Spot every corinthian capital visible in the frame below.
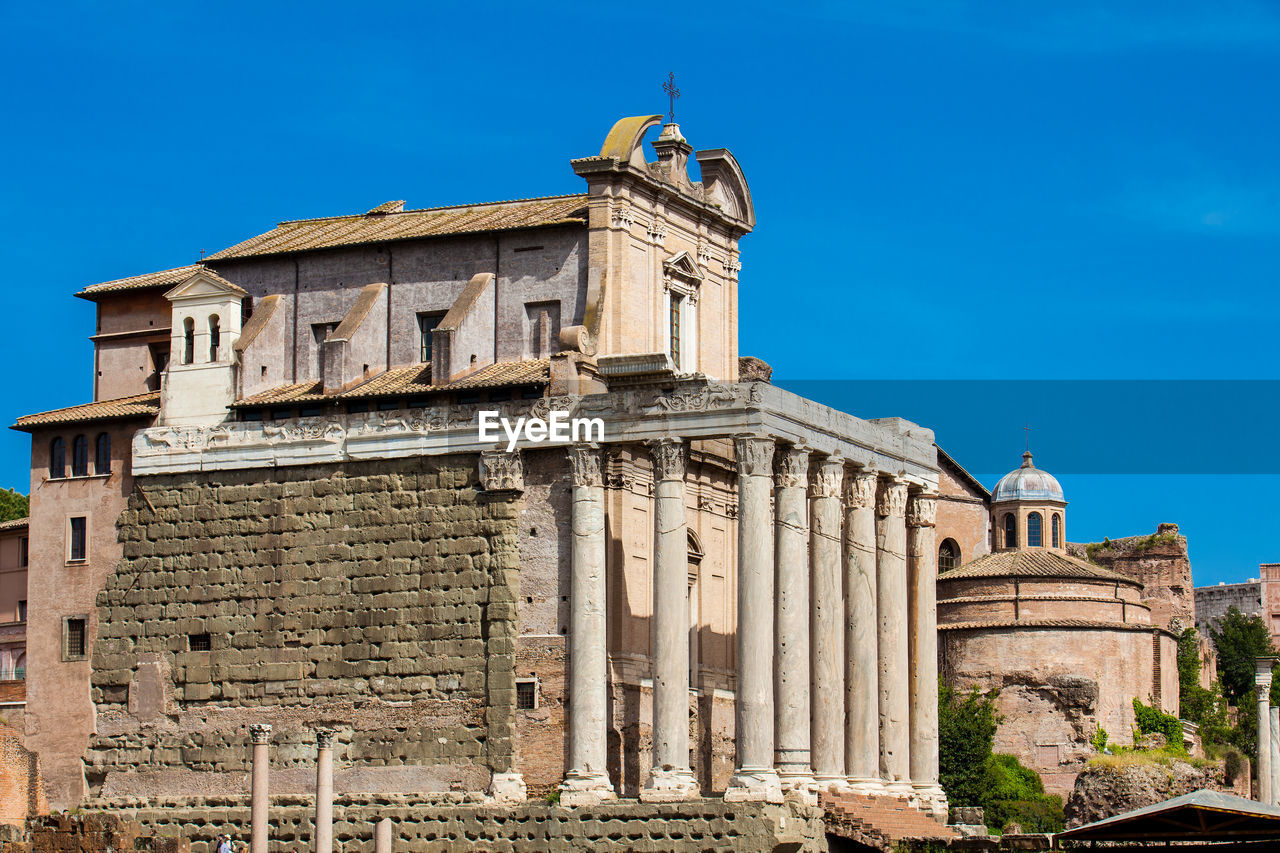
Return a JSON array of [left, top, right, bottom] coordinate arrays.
[[480, 451, 524, 492], [734, 436, 775, 478], [315, 728, 335, 749], [907, 493, 938, 528], [810, 458, 845, 499], [568, 446, 604, 488], [649, 439, 687, 482], [249, 723, 273, 745], [876, 479, 907, 518], [844, 469, 878, 508], [774, 445, 810, 490]]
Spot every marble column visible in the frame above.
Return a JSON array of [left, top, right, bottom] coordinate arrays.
[[642, 438, 698, 801], [1256, 660, 1273, 804], [907, 492, 946, 816], [1270, 707, 1279, 806], [249, 723, 271, 853], [560, 446, 617, 806], [810, 457, 846, 786], [313, 729, 334, 853], [774, 446, 814, 792], [375, 818, 392, 853], [726, 437, 783, 802], [876, 478, 911, 791], [843, 468, 882, 792]]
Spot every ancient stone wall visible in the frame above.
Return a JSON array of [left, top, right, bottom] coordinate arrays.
[[77, 795, 827, 853], [1068, 524, 1193, 632], [0, 719, 46, 828], [86, 457, 520, 799]]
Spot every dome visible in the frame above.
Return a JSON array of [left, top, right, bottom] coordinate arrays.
[[992, 451, 1064, 503]]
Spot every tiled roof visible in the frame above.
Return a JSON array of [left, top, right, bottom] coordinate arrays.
[[76, 265, 204, 300], [938, 549, 1136, 584], [12, 392, 160, 431], [232, 360, 549, 408], [206, 194, 588, 260], [0, 517, 28, 532]]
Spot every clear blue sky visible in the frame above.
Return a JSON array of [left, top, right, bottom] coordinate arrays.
[[1, 2, 1277, 584]]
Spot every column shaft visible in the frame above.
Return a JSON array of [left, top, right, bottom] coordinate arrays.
[[876, 479, 911, 788], [774, 447, 813, 788], [249, 724, 271, 853], [843, 470, 881, 789], [907, 493, 946, 815], [314, 730, 334, 853], [726, 437, 782, 801], [375, 818, 392, 853], [642, 439, 698, 800], [810, 459, 845, 783], [1256, 663, 1272, 804], [1270, 707, 1279, 806], [561, 447, 616, 805]]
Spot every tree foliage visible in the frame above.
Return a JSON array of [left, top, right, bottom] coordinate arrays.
[[939, 682, 1000, 807], [1210, 606, 1278, 704], [0, 489, 26, 523]]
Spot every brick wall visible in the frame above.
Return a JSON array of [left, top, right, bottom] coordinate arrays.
[[1069, 526, 1194, 632], [86, 457, 520, 799]]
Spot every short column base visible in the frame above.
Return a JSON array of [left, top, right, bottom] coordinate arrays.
[[640, 767, 700, 802], [912, 783, 949, 820], [487, 772, 527, 804], [845, 776, 888, 795], [814, 774, 852, 795], [885, 779, 916, 798], [559, 770, 617, 807], [724, 768, 784, 803]]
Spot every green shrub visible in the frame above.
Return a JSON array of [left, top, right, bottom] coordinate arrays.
[[1133, 698, 1184, 753], [939, 683, 1000, 807], [981, 754, 1062, 832], [1223, 746, 1246, 784], [1091, 724, 1108, 753], [984, 797, 1065, 834]]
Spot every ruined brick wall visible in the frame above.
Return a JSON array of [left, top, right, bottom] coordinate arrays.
[[0, 719, 46, 828], [1069, 524, 1194, 632], [86, 457, 520, 799]]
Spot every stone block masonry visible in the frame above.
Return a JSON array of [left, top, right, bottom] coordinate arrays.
[[86, 457, 521, 798]]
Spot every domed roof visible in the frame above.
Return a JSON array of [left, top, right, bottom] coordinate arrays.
[[992, 451, 1064, 503]]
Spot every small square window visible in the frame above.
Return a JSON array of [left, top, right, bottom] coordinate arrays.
[[516, 679, 537, 710], [64, 617, 87, 660], [69, 516, 87, 562], [188, 633, 212, 652]]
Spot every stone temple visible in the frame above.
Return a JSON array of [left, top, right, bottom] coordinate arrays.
[[12, 115, 958, 848]]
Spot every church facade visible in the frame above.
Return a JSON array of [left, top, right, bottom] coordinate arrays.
[[15, 116, 952, 829]]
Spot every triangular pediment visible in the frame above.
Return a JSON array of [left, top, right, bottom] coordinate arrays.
[[165, 269, 248, 302], [663, 251, 704, 282]]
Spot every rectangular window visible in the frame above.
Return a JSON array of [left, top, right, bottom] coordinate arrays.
[[312, 322, 338, 377], [18, 600, 27, 622], [69, 516, 87, 562], [669, 295, 683, 370], [188, 633, 212, 652], [418, 312, 445, 363], [19, 537, 27, 567], [65, 617, 87, 660], [516, 679, 537, 710], [148, 344, 170, 391]]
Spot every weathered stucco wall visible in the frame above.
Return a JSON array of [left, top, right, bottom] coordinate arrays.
[[86, 457, 520, 799]]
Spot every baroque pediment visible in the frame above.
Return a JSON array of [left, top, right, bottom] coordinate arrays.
[[663, 251, 704, 282]]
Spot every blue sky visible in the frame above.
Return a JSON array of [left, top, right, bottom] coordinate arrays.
[[1, 2, 1277, 584]]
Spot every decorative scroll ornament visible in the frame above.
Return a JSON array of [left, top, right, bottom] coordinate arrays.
[[876, 479, 908, 518], [568, 446, 604, 488], [810, 458, 845, 499], [734, 437, 774, 477], [480, 451, 524, 492], [611, 206, 634, 229], [649, 439, 687, 482], [844, 470, 878, 509], [907, 493, 938, 528], [647, 221, 668, 246], [315, 728, 335, 749], [249, 723, 273, 744], [774, 446, 810, 490], [724, 256, 742, 279], [697, 242, 714, 266]]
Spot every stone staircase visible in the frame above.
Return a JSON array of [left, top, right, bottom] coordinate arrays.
[[821, 790, 957, 851]]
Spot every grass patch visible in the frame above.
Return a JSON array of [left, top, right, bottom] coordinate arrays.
[[1088, 747, 1212, 770]]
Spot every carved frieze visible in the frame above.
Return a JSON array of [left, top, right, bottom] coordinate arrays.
[[480, 451, 524, 492], [907, 493, 938, 528], [642, 382, 759, 416], [877, 479, 908, 518], [649, 439, 687, 482], [774, 446, 810, 490], [568, 446, 604, 488], [734, 437, 774, 477]]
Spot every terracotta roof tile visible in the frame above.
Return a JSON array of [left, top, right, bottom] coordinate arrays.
[[938, 549, 1136, 584], [0, 517, 28, 532], [12, 392, 160, 431], [234, 382, 327, 407], [939, 618, 1158, 632], [206, 194, 588, 261], [440, 359, 549, 392], [76, 265, 204, 300]]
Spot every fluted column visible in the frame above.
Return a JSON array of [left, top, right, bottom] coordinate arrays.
[[314, 729, 334, 853], [560, 446, 616, 805], [726, 437, 783, 802], [877, 478, 911, 791], [642, 439, 698, 801], [907, 492, 946, 816], [1260, 661, 1275, 804], [774, 446, 814, 792], [810, 458, 846, 786], [844, 469, 882, 792], [249, 723, 271, 853]]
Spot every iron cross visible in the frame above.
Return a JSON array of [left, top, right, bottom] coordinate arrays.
[[1024, 424, 1032, 452], [663, 72, 680, 123]]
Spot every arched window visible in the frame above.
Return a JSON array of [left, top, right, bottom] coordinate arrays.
[[1052, 514, 1061, 548], [94, 432, 111, 475], [1003, 513, 1017, 549], [208, 314, 221, 362], [71, 434, 89, 477], [939, 538, 960, 571], [183, 317, 195, 365], [1027, 512, 1043, 547], [49, 437, 65, 478]]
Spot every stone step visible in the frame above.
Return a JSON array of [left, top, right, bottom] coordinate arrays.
[[821, 790, 956, 849]]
